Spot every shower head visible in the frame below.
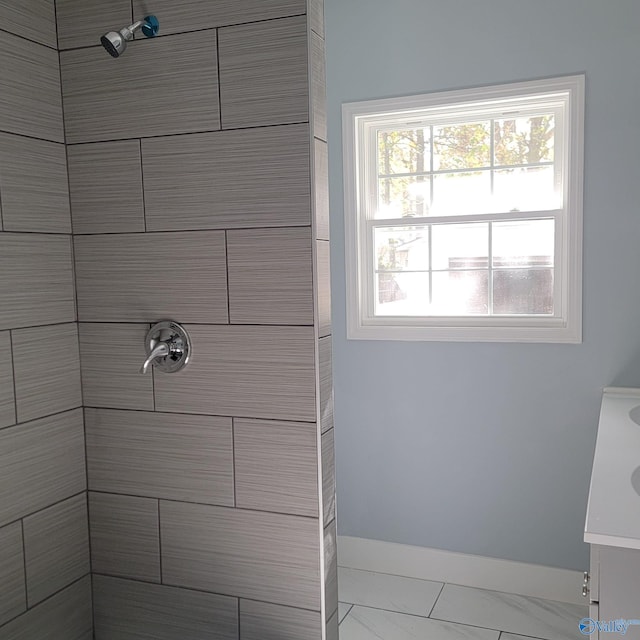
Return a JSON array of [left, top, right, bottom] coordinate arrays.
[[100, 15, 159, 58]]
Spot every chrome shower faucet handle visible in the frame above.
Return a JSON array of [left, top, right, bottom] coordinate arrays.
[[140, 321, 191, 374]]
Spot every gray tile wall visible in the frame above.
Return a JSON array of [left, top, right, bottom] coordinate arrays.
[[0, 5, 90, 637], [58, 0, 335, 638]]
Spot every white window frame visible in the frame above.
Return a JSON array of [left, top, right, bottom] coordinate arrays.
[[343, 75, 585, 343]]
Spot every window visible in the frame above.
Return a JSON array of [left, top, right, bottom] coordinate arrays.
[[343, 76, 584, 342]]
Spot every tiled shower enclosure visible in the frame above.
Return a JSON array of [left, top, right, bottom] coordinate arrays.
[[0, 0, 335, 638]]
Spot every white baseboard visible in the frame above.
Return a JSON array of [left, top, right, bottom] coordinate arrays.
[[337, 535, 585, 606]]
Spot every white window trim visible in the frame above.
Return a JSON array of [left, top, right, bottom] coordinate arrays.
[[342, 75, 585, 343]]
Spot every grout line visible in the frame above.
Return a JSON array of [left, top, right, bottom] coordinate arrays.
[[0, 128, 64, 145], [139, 138, 147, 232], [346, 602, 513, 635], [0, 230, 74, 237], [0, 573, 91, 631], [20, 519, 29, 609], [75, 320, 314, 327], [157, 499, 163, 584], [224, 230, 231, 323], [8, 330, 18, 424], [92, 490, 318, 521], [64, 120, 310, 146], [92, 571, 320, 616], [337, 603, 354, 627], [0, 490, 88, 543], [67, 223, 313, 236], [231, 418, 237, 507], [427, 582, 445, 617], [80, 405, 317, 425], [0, 26, 58, 51], [215, 28, 223, 129], [0, 405, 83, 433], [237, 595, 242, 637], [57, 14, 309, 54], [1, 320, 85, 334]]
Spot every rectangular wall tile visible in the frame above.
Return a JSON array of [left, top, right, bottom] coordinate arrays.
[[308, 0, 324, 37], [133, 0, 305, 36], [74, 231, 228, 323], [93, 575, 238, 640], [227, 228, 314, 325], [12, 323, 82, 423], [0, 409, 85, 527], [161, 500, 321, 610], [142, 125, 311, 231], [0, 331, 15, 428], [240, 599, 321, 640], [79, 323, 153, 411], [310, 30, 327, 141], [154, 325, 316, 421], [314, 139, 329, 240], [89, 493, 160, 582], [61, 32, 220, 143], [322, 428, 335, 527], [219, 16, 308, 129], [23, 494, 90, 606], [0, 521, 26, 626], [0, 576, 92, 640], [0, 234, 75, 331], [86, 409, 234, 505], [0, 0, 57, 47], [0, 133, 70, 233], [0, 30, 63, 142], [56, 0, 131, 50], [68, 141, 145, 234], [235, 418, 318, 517], [318, 336, 333, 434], [317, 240, 331, 337], [324, 519, 338, 622]]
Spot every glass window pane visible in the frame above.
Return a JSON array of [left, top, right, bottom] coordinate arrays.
[[432, 271, 488, 315], [432, 223, 488, 270], [494, 115, 555, 167], [375, 272, 430, 316], [431, 171, 491, 216], [374, 226, 429, 271], [492, 219, 554, 268], [377, 176, 431, 218], [433, 122, 490, 171], [493, 269, 554, 315], [377, 128, 431, 175], [493, 166, 558, 212]]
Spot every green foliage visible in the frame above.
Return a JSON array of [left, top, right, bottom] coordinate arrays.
[[376, 116, 555, 218], [433, 122, 490, 170]]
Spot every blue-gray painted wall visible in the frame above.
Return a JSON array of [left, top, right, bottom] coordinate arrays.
[[326, 0, 640, 571]]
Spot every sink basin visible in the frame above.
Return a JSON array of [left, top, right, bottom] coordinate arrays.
[[632, 466, 640, 497], [630, 406, 640, 425]]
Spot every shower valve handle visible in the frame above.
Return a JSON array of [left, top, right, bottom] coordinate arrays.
[[140, 321, 191, 375], [140, 342, 170, 374]]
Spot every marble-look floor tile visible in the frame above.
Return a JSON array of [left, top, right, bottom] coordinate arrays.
[[338, 568, 443, 617], [430, 584, 587, 640], [500, 634, 548, 640], [339, 602, 353, 624], [339, 606, 499, 640]]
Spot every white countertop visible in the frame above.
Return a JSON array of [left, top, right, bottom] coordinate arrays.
[[585, 387, 640, 549]]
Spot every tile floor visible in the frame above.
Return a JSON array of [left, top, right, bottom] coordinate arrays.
[[337, 568, 588, 640]]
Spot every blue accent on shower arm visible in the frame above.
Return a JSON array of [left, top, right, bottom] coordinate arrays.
[[141, 15, 160, 38]]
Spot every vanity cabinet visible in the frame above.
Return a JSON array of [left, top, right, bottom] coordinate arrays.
[[588, 544, 640, 640], [584, 389, 640, 640]]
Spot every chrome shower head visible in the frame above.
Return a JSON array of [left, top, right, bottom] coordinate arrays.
[[100, 15, 159, 58]]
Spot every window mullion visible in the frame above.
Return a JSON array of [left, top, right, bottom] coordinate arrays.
[[488, 221, 494, 315]]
